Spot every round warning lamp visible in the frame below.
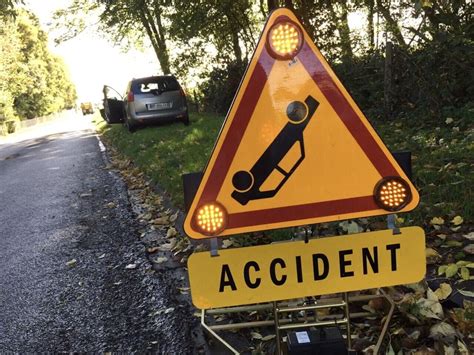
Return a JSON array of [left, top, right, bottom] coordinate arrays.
[[374, 177, 412, 211], [194, 202, 228, 236], [267, 20, 303, 60]]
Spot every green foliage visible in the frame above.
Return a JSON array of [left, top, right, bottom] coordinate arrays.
[[0, 9, 77, 121], [95, 113, 224, 208], [96, 104, 473, 224], [0, 0, 23, 17], [198, 60, 247, 114]]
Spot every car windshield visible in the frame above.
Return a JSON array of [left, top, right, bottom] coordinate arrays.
[[131, 77, 180, 95]]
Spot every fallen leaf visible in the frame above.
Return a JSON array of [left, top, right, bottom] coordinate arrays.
[[460, 267, 470, 280], [413, 346, 436, 355], [125, 263, 137, 269], [158, 241, 176, 251], [169, 211, 179, 223], [458, 289, 474, 298], [429, 322, 456, 340], [463, 244, 474, 255], [221, 239, 233, 249], [164, 307, 174, 314], [427, 288, 439, 301], [463, 232, 474, 241], [445, 240, 463, 247], [66, 259, 77, 267], [153, 257, 168, 264], [152, 217, 169, 225], [438, 265, 448, 275], [451, 215, 463, 225], [434, 283, 452, 300], [339, 220, 363, 234], [408, 330, 421, 340], [457, 340, 469, 355], [417, 298, 444, 320], [98, 253, 105, 259], [251, 331, 263, 340], [106, 202, 116, 208], [430, 217, 444, 225], [166, 227, 177, 238], [444, 345, 456, 355], [426, 248, 441, 264], [396, 216, 405, 224], [147, 246, 159, 253], [177, 287, 190, 294], [405, 281, 427, 294], [445, 117, 454, 124], [445, 264, 459, 278]]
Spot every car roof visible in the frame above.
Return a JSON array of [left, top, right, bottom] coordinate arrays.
[[131, 75, 176, 83]]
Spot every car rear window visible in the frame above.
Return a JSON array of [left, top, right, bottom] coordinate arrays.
[[131, 77, 180, 94]]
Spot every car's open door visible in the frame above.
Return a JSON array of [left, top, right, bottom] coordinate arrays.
[[101, 85, 125, 123]]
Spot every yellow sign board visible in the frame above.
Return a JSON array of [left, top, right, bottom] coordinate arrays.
[[184, 8, 419, 239], [188, 227, 425, 309]]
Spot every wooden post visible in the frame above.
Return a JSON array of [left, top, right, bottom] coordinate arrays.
[[384, 41, 393, 120]]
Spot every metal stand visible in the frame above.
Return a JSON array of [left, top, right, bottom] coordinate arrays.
[[201, 292, 395, 354], [200, 220, 400, 354]]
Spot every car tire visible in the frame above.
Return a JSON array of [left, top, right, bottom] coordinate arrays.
[[182, 114, 190, 126], [125, 119, 136, 133]]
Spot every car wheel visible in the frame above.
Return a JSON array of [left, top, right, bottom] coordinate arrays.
[[125, 119, 136, 133], [181, 114, 190, 126]]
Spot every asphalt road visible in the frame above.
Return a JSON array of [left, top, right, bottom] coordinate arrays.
[[0, 115, 194, 352]]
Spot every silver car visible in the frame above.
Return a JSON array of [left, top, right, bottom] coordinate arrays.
[[101, 75, 189, 132]]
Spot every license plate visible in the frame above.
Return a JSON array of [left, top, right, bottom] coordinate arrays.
[[147, 102, 172, 110]]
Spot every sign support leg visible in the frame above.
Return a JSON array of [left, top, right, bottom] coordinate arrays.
[[210, 238, 219, 256], [344, 292, 352, 350], [273, 301, 282, 355], [201, 309, 240, 354], [387, 214, 400, 234]]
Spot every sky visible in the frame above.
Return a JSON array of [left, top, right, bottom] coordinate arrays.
[[25, 0, 159, 103]]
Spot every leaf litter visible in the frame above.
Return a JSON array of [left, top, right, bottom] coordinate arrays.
[[100, 138, 474, 354]]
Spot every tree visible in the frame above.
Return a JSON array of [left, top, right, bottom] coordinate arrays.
[[0, 0, 23, 17], [53, 0, 173, 75], [0, 9, 76, 121]]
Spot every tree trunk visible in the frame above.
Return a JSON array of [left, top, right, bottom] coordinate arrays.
[[139, 7, 171, 74], [367, 0, 375, 50], [143, 5, 171, 74], [224, 12, 243, 65], [338, 1, 353, 61], [376, 0, 406, 47]]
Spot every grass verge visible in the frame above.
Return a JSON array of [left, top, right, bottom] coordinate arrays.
[[94, 109, 473, 225]]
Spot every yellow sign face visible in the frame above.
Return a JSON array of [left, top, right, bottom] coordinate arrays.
[[188, 227, 425, 309], [184, 8, 419, 239]]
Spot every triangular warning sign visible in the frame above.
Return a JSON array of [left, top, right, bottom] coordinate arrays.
[[184, 8, 419, 239]]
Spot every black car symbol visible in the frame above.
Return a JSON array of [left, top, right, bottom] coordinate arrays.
[[231, 95, 319, 205]]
